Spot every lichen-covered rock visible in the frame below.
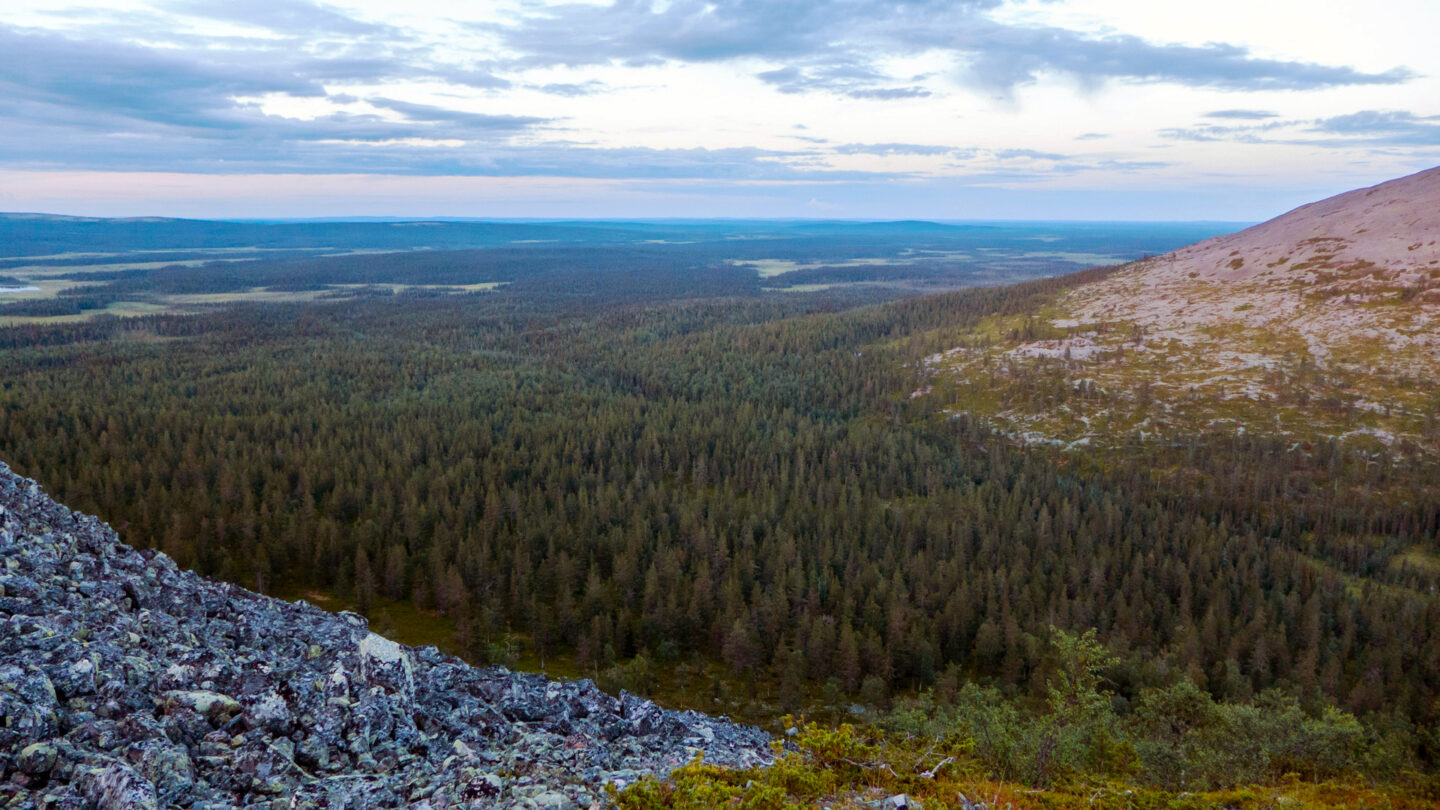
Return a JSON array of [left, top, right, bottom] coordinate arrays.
[[0, 462, 772, 808], [17, 742, 57, 775], [80, 763, 159, 810], [162, 690, 242, 723], [0, 665, 60, 747], [359, 631, 416, 698]]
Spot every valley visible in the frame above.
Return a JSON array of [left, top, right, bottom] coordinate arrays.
[[1, 199, 1438, 805]]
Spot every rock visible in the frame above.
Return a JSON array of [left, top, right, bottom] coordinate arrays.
[[244, 688, 294, 734], [867, 795, 923, 810], [162, 690, 242, 724], [18, 741, 58, 774], [54, 655, 99, 697], [359, 631, 415, 697], [133, 739, 197, 805], [531, 789, 574, 808], [0, 461, 773, 809], [81, 763, 159, 810], [0, 665, 60, 745]]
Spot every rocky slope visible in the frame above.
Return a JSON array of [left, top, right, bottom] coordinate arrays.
[[0, 462, 771, 809], [926, 166, 1440, 451]]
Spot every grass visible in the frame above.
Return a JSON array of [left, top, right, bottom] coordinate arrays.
[[7, 260, 226, 277], [0, 244, 513, 325], [0, 298, 169, 326], [611, 720, 1440, 810], [262, 585, 888, 733], [1391, 546, 1440, 576], [266, 594, 1440, 808], [0, 283, 509, 325], [767, 283, 855, 292], [164, 289, 350, 306], [0, 277, 109, 300]]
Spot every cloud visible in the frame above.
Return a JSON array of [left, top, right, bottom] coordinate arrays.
[[991, 148, 1070, 161], [949, 24, 1411, 97], [421, 67, 512, 91], [934, 157, 1176, 186], [366, 99, 544, 131], [533, 81, 607, 97], [756, 62, 925, 100], [0, 23, 531, 138], [833, 143, 955, 156], [13, 2, 512, 90], [498, 0, 896, 67], [470, 146, 876, 181], [1158, 125, 1259, 143], [1160, 109, 1440, 148], [0, 98, 916, 180], [0, 26, 325, 129], [499, 0, 1412, 99], [1309, 110, 1440, 145], [831, 144, 1075, 162], [1204, 109, 1279, 120], [0, 19, 559, 180], [844, 87, 931, 100], [163, 0, 392, 37]]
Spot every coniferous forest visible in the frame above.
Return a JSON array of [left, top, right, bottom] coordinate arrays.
[[2, 254, 1439, 795]]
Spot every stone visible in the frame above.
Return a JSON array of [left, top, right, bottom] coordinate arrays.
[[18, 741, 58, 774]]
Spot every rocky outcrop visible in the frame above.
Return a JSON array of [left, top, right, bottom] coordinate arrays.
[[0, 462, 771, 808]]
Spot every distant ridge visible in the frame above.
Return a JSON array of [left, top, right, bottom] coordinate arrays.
[[0, 212, 194, 223]]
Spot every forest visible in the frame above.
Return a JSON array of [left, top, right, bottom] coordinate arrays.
[[1, 248, 1438, 796]]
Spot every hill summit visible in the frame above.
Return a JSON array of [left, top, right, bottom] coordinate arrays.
[[926, 166, 1440, 451]]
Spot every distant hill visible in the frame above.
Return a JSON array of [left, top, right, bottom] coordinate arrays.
[[926, 166, 1440, 453], [0, 214, 650, 258], [0, 211, 1238, 261]]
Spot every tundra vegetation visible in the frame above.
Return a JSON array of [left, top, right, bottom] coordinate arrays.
[[924, 171, 1440, 457], [0, 227, 1436, 805]]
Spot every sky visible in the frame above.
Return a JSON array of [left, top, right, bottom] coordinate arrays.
[[1, 0, 1438, 220]]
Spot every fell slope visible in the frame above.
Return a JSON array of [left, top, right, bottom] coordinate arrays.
[[0, 462, 770, 809], [927, 167, 1440, 451]]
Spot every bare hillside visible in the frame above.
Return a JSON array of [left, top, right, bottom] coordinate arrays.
[[926, 167, 1440, 451]]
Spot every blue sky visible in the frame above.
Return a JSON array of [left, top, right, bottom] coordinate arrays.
[[2, 0, 1437, 219]]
